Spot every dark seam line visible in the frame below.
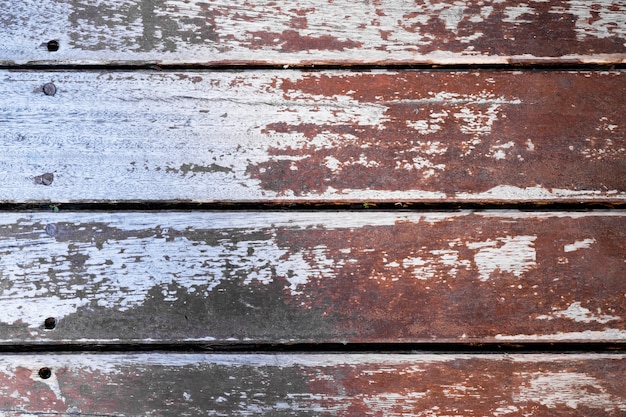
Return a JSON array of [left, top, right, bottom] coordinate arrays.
[[1, 63, 625, 72], [0, 202, 623, 213], [0, 342, 624, 354]]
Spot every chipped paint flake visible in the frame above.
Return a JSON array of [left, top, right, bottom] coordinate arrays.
[[537, 302, 620, 324], [564, 238, 596, 252], [467, 236, 537, 281], [502, 4, 536, 24], [552, 1, 626, 41], [495, 329, 626, 341], [489, 141, 516, 160], [515, 372, 626, 411]]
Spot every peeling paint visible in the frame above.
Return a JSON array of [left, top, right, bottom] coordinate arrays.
[[516, 372, 626, 411], [1, 70, 624, 202], [0, 211, 623, 343], [466, 236, 537, 281], [0, 353, 624, 416], [2, 1, 626, 65], [564, 238, 596, 252], [537, 302, 620, 324]]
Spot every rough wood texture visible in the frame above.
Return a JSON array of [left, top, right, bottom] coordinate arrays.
[[2, 0, 626, 65], [3, 70, 625, 203], [0, 353, 625, 416], [0, 211, 623, 344]]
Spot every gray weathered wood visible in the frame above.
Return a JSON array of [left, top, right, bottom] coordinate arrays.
[[0, 353, 625, 416], [2, 0, 626, 66], [0, 210, 623, 344], [2, 70, 625, 203]]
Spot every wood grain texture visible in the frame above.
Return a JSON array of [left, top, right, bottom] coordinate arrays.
[[0, 353, 625, 416], [2, 0, 626, 65], [0, 211, 623, 344], [3, 69, 625, 203]]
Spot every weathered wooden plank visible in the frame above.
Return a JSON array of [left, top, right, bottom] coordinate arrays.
[[2, 0, 626, 65], [0, 353, 624, 416], [2, 70, 625, 203], [0, 210, 623, 344]]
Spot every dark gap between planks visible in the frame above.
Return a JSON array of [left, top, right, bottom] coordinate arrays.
[[0, 341, 626, 354], [1, 63, 625, 73], [0, 342, 624, 354], [0, 201, 624, 213]]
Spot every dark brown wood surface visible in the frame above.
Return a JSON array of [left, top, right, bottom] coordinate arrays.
[[2, 0, 626, 66], [0, 353, 625, 416], [0, 211, 623, 344], [2, 70, 625, 203]]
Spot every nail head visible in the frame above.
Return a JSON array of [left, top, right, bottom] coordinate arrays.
[[34, 173, 54, 186], [39, 367, 52, 379], [44, 317, 57, 330], [45, 223, 57, 236], [47, 40, 59, 52], [43, 83, 56, 96]]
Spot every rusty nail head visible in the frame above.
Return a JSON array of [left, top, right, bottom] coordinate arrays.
[[43, 83, 56, 96]]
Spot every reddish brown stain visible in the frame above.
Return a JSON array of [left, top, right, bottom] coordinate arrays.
[[290, 16, 308, 29], [303, 358, 626, 416], [245, 30, 362, 52], [59, 0, 626, 60], [247, 72, 626, 198], [272, 214, 626, 341], [3, 357, 624, 415], [0, 367, 66, 410], [400, 0, 626, 57]]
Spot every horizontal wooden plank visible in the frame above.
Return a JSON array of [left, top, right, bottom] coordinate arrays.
[[2, 70, 625, 203], [2, 1, 626, 65], [0, 210, 623, 344], [0, 353, 624, 416]]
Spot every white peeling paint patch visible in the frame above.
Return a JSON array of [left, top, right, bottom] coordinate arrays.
[[580, 138, 625, 160], [493, 405, 519, 416], [537, 302, 620, 324], [398, 249, 471, 281], [407, 92, 520, 140], [564, 238, 596, 252], [408, 110, 448, 135], [515, 372, 626, 411], [551, 1, 626, 41], [502, 4, 536, 24], [597, 116, 619, 132], [441, 383, 479, 398], [455, 185, 626, 201], [467, 236, 537, 281], [29, 367, 65, 404], [322, 154, 381, 174], [489, 141, 515, 160], [402, 257, 436, 280], [454, 103, 501, 137], [324, 156, 342, 172], [495, 329, 626, 341]]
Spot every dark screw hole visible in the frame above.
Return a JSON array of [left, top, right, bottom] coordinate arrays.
[[44, 317, 57, 330], [39, 367, 52, 379], [47, 40, 59, 52]]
